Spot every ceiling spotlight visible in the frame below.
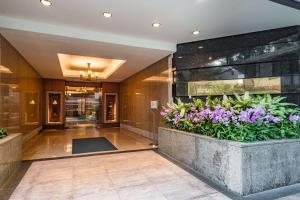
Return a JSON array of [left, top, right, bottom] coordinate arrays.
[[152, 22, 161, 28], [103, 12, 112, 18], [192, 30, 200, 35], [40, 0, 52, 6]]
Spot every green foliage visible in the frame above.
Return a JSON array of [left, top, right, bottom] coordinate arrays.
[[0, 128, 8, 139], [160, 92, 300, 142]]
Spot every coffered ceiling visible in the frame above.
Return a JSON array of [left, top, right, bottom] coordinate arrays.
[[0, 0, 299, 81]]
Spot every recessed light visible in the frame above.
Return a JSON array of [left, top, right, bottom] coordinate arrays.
[[178, 56, 183, 59], [208, 56, 213, 60], [103, 12, 112, 18], [40, 0, 52, 6], [152, 22, 161, 28], [192, 30, 200, 35], [198, 46, 203, 49]]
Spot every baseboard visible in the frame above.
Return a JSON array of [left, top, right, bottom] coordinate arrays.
[[120, 124, 153, 139], [22, 126, 42, 143]]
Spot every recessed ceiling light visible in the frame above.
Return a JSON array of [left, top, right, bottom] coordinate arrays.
[[178, 56, 183, 59], [152, 22, 161, 28], [40, 0, 52, 6], [198, 46, 204, 49], [208, 56, 213, 60], [192, 30, 200, 35], [103, 12, 112, 18]]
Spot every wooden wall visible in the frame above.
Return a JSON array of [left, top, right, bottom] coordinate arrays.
[[0, 34, 43, 141], [119, 57, 170, 137]]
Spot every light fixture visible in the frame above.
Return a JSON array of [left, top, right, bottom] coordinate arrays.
[[208, 56, 213, 60], [103, 12, 112, 18], [198, 46, 204, 49], [178, 56, 183, 59], [80, 63, 99, 82], [40, 0, 52, 6], [29, 100, 36, 105], [192, 30, 200, 35], [52, 100, 58, 105], [152, 22, 161, 28]]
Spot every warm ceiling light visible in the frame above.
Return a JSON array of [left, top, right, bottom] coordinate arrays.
[[103, 12, 112, 18], [152, 22, 161, 28], [40, 0, 52, 6], [192, 30, 200, 35]]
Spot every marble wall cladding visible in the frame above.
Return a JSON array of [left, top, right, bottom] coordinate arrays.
[[120, 57, 170, 136], [0, 133, 22, 187], [174, 26, 300, 105], [0, 34, 42, 137]]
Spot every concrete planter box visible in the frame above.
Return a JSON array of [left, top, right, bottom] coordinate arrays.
[[158, 127, 300, 196], [0, 133, 23, 187]]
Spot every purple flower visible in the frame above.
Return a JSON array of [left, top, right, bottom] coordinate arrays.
[[289, 115, 300, 122], [173, 114, 181, 125], [193, 117, 200, 124], [264, 114, 281, 124], [238, 107, 265, 123]]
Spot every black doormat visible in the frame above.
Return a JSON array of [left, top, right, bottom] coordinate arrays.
[[72, 137, 117, 154]]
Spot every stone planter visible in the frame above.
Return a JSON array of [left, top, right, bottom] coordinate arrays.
[[0, 133, 23, 187], [158, 127, 300, 196]]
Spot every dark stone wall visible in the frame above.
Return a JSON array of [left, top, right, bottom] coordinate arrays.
[[173, 26, 300, 105]]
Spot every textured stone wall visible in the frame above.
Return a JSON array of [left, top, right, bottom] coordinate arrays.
[[158, 127, 300, 196], [0, 133, 22, 187]]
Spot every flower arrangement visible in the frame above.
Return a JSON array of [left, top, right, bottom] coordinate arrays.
[[160, 92, 300, 142], [0, 128, 8, 139]]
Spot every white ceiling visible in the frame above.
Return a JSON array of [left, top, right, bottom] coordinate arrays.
[[0, 0, 299, 81]]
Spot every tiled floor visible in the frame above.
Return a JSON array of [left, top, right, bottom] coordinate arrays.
[[10, 151, 231, 200], [23, 127, 154, 160]]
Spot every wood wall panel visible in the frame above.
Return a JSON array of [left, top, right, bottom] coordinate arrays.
[[120, 57, 170, 134], [0, 34, 42, 138]]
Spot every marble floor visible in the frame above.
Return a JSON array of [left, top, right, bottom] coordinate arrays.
[[10, 151, 231, 200], [23, 127, 154, 160], [8, 150, 300, 200]]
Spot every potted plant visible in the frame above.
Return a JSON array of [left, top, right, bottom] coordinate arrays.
[[158, 92, 300, 196], [0, 128, 8, 139]]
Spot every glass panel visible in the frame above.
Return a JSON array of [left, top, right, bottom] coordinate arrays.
[[188, 77, 281, 96], [47, 93, 62, 123], [104, 93, 118, 123], [65, 86, 99, 127]]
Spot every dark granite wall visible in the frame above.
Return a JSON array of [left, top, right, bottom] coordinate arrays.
[[173, 26, 300, 105]]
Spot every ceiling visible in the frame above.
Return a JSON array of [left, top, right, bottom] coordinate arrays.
[[0, 0, 299, 81]]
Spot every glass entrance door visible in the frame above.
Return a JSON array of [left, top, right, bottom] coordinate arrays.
[[65, 86, 99, 128]]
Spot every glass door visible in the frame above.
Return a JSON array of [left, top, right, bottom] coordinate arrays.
[[65, 86, 99, 128]]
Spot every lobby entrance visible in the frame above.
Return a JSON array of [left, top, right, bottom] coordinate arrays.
[[65, 86, 100, 128]]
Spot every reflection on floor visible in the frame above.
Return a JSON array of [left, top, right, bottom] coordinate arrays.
[[23, 127, 154, 160], [10, 151, 231, 200]]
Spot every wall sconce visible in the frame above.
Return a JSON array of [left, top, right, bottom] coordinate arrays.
[[29, 100, 36, 105], [52, 100, 58, 105]]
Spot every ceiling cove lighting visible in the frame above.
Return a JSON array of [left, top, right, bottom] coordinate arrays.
[[103, 12, 112, 18], [269, 0, 300, 10], [192, 30, 200, 35], [152, 22, 161, 28], [40, 0, 52, 6]]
